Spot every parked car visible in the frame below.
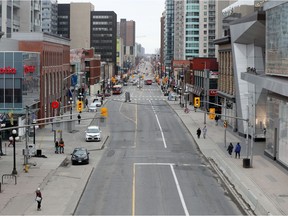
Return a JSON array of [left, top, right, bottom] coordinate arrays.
[[145, 79, 152, 85], [92, 97, 102, 107], [71, 147, 89, 165], [88, 102, 99, 112], [123, 82, 128, 86], [85, 125, 101, 142]]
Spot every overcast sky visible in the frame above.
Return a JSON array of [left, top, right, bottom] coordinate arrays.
[[58, 0, 165, 54]]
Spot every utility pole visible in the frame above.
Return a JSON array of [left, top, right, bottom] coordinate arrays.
[[24, 106, 30, 166], [204, 65, 209, 124]]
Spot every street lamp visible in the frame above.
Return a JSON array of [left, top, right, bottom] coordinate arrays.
[[78, 93, 84, 102], [68, 97, 73, 120], [32, 119, 39, 145], [0, 123, 6, 156], [10, 129, 19, 175]]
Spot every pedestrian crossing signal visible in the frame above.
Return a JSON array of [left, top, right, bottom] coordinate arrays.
[[194, 97, 200, 108], [77, 101, 83, 112], [224, 120, 227, 128]]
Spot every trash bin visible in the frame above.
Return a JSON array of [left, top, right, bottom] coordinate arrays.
[[243, 158, 250, 168], [36, 149, 42, 157]]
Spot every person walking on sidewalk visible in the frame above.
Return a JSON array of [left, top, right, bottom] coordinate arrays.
[[215, 115, 219, 126], [202, 125, 207, 139], [197, 128, 201, 139], [59, 138, 64, 154], [234, 143, 241, 158], [55, 140, 59, 154], [35, 188, 42, 211], [77, 112, 81, 124], [227, 143, 233, 156]]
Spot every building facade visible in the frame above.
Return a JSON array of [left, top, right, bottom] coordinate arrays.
[[91, 11, 117, 74], [57, 4, 70, 39], [12, 32, 70, 122], [42, 0, 58, 34]]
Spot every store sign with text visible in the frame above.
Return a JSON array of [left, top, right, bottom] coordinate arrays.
[[0, 66, 17, 74], [24, 65, 36, 73]]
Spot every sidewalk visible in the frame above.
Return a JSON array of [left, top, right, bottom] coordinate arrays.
[[0, 98, 108, 215], [167, 99, 288, 215]]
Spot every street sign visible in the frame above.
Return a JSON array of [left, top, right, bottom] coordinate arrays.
[[51, 101, 59, 109]]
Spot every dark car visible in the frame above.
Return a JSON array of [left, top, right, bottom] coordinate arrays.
[[71, 147, 90, 165]]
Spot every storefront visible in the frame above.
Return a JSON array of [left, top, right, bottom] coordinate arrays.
[[0, 51, 40, 138]]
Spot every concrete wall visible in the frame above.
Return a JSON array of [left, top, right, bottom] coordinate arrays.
[[70, 3, 94, 49]]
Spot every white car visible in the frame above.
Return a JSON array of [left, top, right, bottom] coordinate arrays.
[[88, 102, 99, 112], [92, 97, 102, 107], [85, 126, 101, 142]]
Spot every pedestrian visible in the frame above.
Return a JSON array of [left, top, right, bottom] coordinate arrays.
[[101, 96, 104, 105], [227, 142, 233, 156], [215, 115, 219, 126], [197, 128, 201, 139], [235, 143, 241, 159], [8, 138, 13, 147], [55, 140, 59, 154], [202, 125, 207, 139], [77, 112, 81, 124], [35, 187, 42, 211], [59, 138, 64, 154], [85, 98, 88, 108]]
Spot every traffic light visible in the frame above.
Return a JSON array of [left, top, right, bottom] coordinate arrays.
[[224, 120, 227, 128], [194, 97, 200, 108], [77, 100, 83, 112], [100, 107, 108, 117]]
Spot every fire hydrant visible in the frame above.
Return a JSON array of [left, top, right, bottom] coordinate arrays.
[[24, 164, 29, 173]]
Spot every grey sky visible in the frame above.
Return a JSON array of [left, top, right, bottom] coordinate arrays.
[[58, 0, 165, 54]]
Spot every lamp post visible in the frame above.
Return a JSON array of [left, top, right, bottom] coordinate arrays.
[[68, 97, 73, 120], [0, 123, 6, 156], [10, 129, 18, 175], [32, 119, 38, 145]]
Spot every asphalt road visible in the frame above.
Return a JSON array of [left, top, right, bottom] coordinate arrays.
[[74, 74, 244, 215]]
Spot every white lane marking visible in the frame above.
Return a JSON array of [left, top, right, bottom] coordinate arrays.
[[133, 163, 190, 216], [149, 100, 167, 148], [170, 164, 190, 216]]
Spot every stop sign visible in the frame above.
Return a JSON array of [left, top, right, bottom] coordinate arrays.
[[51, 101, 59, 109]]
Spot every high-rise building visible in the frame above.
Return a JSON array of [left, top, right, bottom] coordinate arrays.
[[0, 1, 40, 38], [119, 19, 136, 71], [19, 0, 42, 33], [42, 0, 58, 34], [173, 0, 185, 60], [57, 4, 70, 38], [70, 3, 94, 49], [91, 11, 117, 70], [164, 0, 174, 70]]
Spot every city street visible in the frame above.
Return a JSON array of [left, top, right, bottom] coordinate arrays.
[[74, 83, 244, 215]]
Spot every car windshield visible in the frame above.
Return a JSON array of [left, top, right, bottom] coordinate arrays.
[[87, 128, 99, 133], [74, 149, 87, 156], [73, 149, 86, 156]]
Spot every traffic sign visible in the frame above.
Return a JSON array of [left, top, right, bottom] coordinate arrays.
[[51, 101, 59, 109]]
